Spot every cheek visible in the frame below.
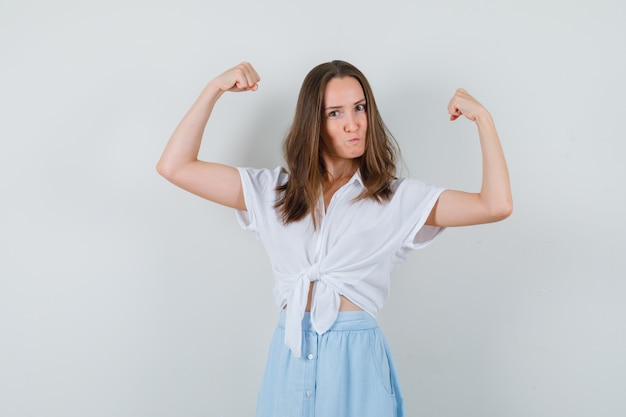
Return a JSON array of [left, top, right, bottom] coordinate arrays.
[[361, 114, 368, 130], [321, 121, 333, 138], [322, 124, 339, 142], [320, 131, 336, 151]]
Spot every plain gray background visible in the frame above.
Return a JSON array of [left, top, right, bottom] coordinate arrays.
[[1, 1, 625, 416]]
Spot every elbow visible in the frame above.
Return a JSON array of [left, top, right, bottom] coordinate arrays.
[[156, 158, 176, 181], [489, 199, 513, 222], [155, 159, 167, 178]]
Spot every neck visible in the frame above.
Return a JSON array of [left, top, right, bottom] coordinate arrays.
[[323, 159, 359, 184]]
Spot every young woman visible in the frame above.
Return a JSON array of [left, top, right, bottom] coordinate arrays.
[[157, 60, 512, 417]]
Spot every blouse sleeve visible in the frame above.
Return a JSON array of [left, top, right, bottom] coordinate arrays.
[[402, 178, 446, 249], [235, 166, 286, 238], [390, 178, 446, 266]]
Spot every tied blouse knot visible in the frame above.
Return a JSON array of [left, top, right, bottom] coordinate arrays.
[[236, 167, 445, 358]]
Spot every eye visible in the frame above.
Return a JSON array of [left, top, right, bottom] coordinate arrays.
[[327, 110, 340, 118], [355, 103, 366, 112]]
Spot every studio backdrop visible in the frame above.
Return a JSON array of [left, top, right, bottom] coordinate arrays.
[[1, 1, 625, 416]]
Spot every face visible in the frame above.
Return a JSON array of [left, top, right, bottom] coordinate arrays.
[[320, 76, 368, 164]]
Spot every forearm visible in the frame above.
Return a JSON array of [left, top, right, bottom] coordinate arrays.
[[156, 81, 224, 178], [475, 110, 513, 218]]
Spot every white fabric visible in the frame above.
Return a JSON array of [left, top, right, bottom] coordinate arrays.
[[236, 166, 445, 358]]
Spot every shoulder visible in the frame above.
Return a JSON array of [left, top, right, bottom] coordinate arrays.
[[390, 176, 446, 204], [237, 166, 289, 191]]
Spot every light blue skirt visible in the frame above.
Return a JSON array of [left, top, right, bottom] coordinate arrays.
[[256, 310, 404, 417]]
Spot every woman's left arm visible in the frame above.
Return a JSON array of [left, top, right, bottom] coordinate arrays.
[[426, 88, 513, 227]]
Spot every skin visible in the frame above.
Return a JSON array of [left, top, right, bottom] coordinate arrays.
[[319, 76, 367, 211], [426, 88, 513, 226], [157, 62, 513, 311]]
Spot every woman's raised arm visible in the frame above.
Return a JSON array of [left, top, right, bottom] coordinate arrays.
[[426, 88, 513, 227], [156, 62, 260, 210]]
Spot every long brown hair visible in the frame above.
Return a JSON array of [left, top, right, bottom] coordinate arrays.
[[275, 60, 399, 226]]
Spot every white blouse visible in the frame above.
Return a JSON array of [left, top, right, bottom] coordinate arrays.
[[236, 167, 445, 358]]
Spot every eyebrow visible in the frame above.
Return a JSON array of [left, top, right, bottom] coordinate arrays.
[[324, 98, 366, 111]]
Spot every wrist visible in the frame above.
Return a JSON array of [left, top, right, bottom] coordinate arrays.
[[203, 79, 227, 99], [473, 107, 493, 125]]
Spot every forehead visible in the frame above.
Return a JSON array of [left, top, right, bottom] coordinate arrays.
[[323, 76, 365, 106]]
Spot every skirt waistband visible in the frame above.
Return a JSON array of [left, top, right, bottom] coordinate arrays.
[[278, 309, 378, 332]]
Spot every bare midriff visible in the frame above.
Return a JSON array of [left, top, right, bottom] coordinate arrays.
[[284, 282, 363, 312]]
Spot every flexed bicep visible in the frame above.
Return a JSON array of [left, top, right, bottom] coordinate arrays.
[[426, 89, 512, 227], [162, 161, 246, 210], [426, 189, 510, 227], [157, 62, 261, 211]]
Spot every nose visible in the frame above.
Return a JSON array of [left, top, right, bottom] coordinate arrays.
[[344, 113, 358, 132]]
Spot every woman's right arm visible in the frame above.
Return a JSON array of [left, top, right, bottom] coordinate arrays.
[[156, 62, 260, 210]]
